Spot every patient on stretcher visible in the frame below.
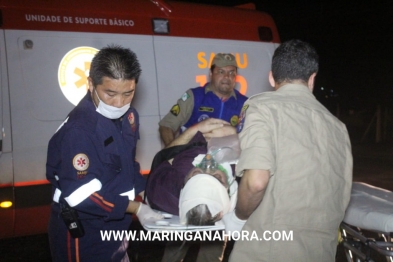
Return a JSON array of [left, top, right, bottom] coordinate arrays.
[[179, 154, 237, 226], [145, 119, 239, 226]]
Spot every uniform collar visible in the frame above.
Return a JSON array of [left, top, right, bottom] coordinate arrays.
[[277, 84, 311, 93], [204, 82, 237, 100], [275, 83, 319, 104], [276, 84, 314, 97]]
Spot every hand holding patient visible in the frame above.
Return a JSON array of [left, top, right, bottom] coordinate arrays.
[[222, 210, 246, 234], [136, 203, 164, 224], [126, 200, 164, 224], [194, 118, 229, 133]]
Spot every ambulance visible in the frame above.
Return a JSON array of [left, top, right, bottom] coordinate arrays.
[[0, 0, 280, 238]]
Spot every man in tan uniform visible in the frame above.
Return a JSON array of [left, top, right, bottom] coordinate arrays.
[[223, 39, 353, 261]]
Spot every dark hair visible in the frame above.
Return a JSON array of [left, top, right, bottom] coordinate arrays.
[[89, 44, 142, 86], [186, 204, 221, 226], [272, 39, 319, 85]]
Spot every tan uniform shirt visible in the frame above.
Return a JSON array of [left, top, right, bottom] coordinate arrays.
[[159, 89, 195, 132], [231, 84, 353, 262]]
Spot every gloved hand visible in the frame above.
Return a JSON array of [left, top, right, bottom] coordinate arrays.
[[136, 203, 164, 225], [222, 210, 246, 234]]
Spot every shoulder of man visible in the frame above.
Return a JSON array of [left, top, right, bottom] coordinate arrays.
[[173, 88, 195, 114], [233, 88, 248, 101], [182, 88, 196, 98], [66, 102, 98, 134], [127, 106, 139, 120], [189, 85, 205, 96], [247, 90, 276, 102]]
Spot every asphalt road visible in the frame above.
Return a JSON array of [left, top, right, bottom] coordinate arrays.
[[1, 142, 393, 262]]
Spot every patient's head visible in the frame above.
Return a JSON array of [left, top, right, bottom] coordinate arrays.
[[179, 161, 234, 226], [179, 174, 230, 225], [185, 204, 221, 226]]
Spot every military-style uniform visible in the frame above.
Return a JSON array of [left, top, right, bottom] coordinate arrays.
[[159, 83, 247, 132], [47, 93, 146, 262], [232, 84, 353, 262]]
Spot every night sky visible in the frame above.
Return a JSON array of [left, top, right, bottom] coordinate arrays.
[[176, 0, 393, 114]]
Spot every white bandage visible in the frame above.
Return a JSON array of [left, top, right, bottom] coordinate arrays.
[[179, 174, 231, 224]]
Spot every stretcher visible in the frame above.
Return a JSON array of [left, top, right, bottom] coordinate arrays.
[[340, 182, 393, 262], [141, 212, 225, 232]]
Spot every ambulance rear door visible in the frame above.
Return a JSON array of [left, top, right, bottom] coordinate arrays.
[[0, 28, 15, 238]]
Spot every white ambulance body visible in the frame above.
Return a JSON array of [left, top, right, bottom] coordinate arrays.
[[0, 0, 279, 237]]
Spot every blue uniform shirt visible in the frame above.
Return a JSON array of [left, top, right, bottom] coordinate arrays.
[[46, 92, 146, 261], [183, 84, 248, 129]]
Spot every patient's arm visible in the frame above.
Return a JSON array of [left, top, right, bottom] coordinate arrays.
[[166, 125, 198, 148], [159, 125, 177, 147], [166, 118, 229, 148], [203, 125, 237, 140]]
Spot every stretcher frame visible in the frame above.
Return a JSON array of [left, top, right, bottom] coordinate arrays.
[[340, 182, 393, 262], [340, 222, 393, 262], [339, 181, 393, 262]]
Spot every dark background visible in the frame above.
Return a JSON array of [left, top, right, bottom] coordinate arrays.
[[179, 0, 393, 103]]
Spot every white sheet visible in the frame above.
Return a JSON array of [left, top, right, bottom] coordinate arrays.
[[141, 213, 225, 232], [343, 182, 393, 232]]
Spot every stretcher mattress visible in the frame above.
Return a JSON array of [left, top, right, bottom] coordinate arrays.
[[343, 182, 393, 233]]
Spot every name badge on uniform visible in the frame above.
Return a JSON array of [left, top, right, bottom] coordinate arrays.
[[198, 107, 214, 112]]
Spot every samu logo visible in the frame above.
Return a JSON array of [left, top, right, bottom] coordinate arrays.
[[58, 46, 99, 106]]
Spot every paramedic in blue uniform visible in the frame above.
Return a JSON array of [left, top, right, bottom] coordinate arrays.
[[159, 53, 248, 147], [46, 45, 163, 262]]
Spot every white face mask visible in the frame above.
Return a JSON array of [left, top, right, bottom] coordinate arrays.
[[94, 89, 130, 119]]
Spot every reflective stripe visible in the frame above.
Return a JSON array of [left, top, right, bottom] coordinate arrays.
[[53, 188, 62, 203], [65, 179, 102, 207], [120, 188, 135, 200], [56, 116, 69, 133]]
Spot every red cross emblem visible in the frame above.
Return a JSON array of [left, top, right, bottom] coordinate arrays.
[[73, 153, 89, 171]]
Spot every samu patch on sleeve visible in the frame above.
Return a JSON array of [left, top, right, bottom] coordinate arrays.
[[73, 153, 89, 179], [170, 104, 180, 116], [127, 112, 137, 132]]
